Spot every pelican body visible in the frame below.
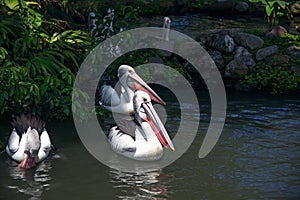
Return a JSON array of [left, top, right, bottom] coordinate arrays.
[[99, 65, 165, 115], [6, 114, 53, 169], [107, 91, 175, 161]]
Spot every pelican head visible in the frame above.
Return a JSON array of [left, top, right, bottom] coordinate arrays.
[[133, 91, 175, 151], [163, 17, 171, 29], [117, 65, 166, 105], [19, 127, 41, 168]]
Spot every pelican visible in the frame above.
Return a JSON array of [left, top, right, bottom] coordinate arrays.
[[163, 17, 171, 41], [99, 65, 165, 115], [6, 114, 53, 169], [106, 90, 175, 161]]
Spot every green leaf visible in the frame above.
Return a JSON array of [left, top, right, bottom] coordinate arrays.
[[276, 0, 286, 9], [265, 5, 274, 16]]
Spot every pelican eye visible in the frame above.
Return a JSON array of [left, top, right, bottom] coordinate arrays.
[[128, 69, 133, 73], [142, 97, 148, 102]]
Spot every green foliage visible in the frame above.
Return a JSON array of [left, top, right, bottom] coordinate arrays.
[[263, 32, 300, 54], [242, 63, 300, 94], [243, 29, 300, 94], [0, 0, 91, 119], [249, 0, 293, 26], [103, 48, 190, 86]]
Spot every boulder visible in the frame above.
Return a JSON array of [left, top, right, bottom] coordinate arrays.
[[208, 50, 225, 69], [291, 66, 300, 75], [288, 45, 300, 56], [265, 26, 287, 39], [228, 28, 243, 37], [290, 3, 300, 14], [265, 54, 289, 66], [256, 45, 278, 61], [207, 32, 235, 54], [194, 33, 208, 47], [234, 46, 252, 58], [234, 32, 264, 49], [234, 1, 249, 12], [225, 56, 255, 79], [234, 46, 256, 68]]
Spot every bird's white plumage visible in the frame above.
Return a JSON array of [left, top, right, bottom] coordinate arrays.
[[6, 127, 52, 164], [106, 91, 173, 161], [99, 65, 165, 115]]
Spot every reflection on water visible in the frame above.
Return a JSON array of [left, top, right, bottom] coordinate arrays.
[[3, 156, 53, 200], [109, 168, 172, 199], [0, 92, 299, 199]]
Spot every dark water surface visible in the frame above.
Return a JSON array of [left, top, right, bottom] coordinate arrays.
[[0, 91, 299, 200]]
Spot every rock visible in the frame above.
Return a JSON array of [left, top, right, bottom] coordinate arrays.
[[225, 56, 255, 79], [291, 66, 300, 75], [265, 54, 289, 66], [208, 50, 225, 69], [207, 32, 235, 54], [228, 28, 243, 37], [234, 32, 264, 50], [194, 33, 208, 47], [288, 45, 300, 56], [290, 3, 300, 14], [234, 46, 256, 68], [234, 1, 249, 12], [265, 26, 287, 39], [234, 46, 252, 58], [256, 45, 278, 61]]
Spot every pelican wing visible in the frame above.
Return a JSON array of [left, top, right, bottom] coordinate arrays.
[[115, 119, 136, 138], [37, 129, 52, 162], [6, 129, 20, 154], [108, 127, 136, 153], [99, 83, 122, 107]]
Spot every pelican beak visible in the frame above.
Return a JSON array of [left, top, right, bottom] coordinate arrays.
[[142, 102, 175, 151], [128, 72, 166, 105], [18, 129, 40, 169], [18, 150, 37, 169]]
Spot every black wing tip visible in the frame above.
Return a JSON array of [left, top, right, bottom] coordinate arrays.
[[11, 113, 46, 135]]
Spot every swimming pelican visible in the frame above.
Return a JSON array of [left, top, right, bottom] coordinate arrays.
[[6, 114, 53, 169], [107, 90, 175, 161], [99, 65, 165, 115]]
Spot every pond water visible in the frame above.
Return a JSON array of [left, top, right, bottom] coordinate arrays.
[[138, 14, 268, 38], [0, 90, 299, 200]]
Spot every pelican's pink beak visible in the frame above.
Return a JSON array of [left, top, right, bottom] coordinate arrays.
[[18, 151, 36, 169], [128, 72, 166, 105], [142, 102, 175, 151]]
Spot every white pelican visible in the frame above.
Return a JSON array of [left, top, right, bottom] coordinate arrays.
[[163, 17, 171, 41], [6, 114, 53, 169], [106, 90, 175, 161], [99, 65, 165, 115]]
